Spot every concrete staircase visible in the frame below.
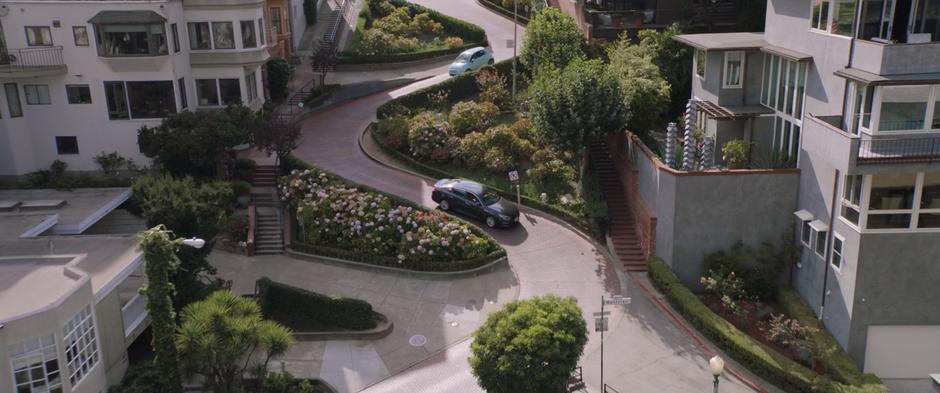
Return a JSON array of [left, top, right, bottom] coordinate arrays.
[[589, 141, 647, 273], [251, 190, 284, 255], [252, 165, 278, 187]]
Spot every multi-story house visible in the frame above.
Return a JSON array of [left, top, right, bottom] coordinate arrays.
[[0, 0, 270, 178], [0, 187, 147, 393], [674, 0, 940, 381], [562, 0, 748, 40]]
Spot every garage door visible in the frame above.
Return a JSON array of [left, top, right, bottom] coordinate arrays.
[[864, 325, 940, 379]]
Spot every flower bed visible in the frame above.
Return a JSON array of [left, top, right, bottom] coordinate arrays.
[[648, 257, 887, 393], [339, 0, 487, 64], [280, 168, 505, 271]]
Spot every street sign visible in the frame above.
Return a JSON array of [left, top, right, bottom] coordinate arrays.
[[508, 170, 519, 182], [506, 39, 515, 48], [604, 296, 631, 306], [594, 317, 608, 332], [592, 311, 610, 317]]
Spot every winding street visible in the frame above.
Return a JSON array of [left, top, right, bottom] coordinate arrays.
[[280, 1, 780, 391]]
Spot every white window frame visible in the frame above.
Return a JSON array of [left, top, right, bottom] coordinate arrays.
[[63, 305, 99, 387], [809, 219, 829, 258], [830, 232, 845, 271], [864, 84, 940, 135], [23, 84, 51, 105], [795, 210, 814, 247], [8, 334, 62, 393], [722, 51, 745, 89], [695, 49, 706, 79]]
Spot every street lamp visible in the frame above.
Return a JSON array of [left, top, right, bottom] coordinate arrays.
[[709, 355, 725, 393], [511, 0, 518, 104], [182, 237, 206, 249]]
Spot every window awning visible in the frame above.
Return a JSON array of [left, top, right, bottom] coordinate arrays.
[[835, 67, 940, 86], [809, 219, 829, 232], [793, 209, 813, 221], [89, 10, 166, 24]]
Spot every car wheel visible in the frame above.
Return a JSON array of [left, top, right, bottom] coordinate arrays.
[[488, 58, 494, 65], [440, 200, 450, 211], [485, 216, 497, 228]]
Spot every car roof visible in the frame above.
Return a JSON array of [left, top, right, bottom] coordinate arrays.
[[460, 47, 486, 56], [451, 179, 486, 194]]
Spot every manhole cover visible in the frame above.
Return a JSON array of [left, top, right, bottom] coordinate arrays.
[[409, 335, 428, 347]]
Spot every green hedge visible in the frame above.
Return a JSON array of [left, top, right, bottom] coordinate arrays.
[[477, 0, 531, 24], [256, 277, 377, 330], [281, 155, 508, 272], [647, 258, 888, 393], [377, 58, 525, 118]]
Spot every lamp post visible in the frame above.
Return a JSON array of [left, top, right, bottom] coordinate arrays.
[[709, 355, 725, 393], [511, 0, 517, 104]]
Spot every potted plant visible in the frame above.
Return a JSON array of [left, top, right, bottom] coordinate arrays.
[[721, 139, 751, 169]]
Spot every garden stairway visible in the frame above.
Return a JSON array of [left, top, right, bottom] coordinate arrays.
[[589, 140, 647, 273], [251, 189, 284, 255], [252, 165, 278, 187]]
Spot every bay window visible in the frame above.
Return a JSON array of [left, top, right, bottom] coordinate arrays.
[[868, 173, 917, 228], [9, 334, 62, 393], [219, 79, 241, 105], [241, 20, 257, 48], [878, 85, 930, 131], [840, 171, 940, 230], [849, 84, 940, 133], [197, 79, 241, 106], [212, 22, 235, 49], [860, 0, 940, 42], [189, 22, 211, 50], [196, 79, 219, 106], [94, 23, 168, 56]]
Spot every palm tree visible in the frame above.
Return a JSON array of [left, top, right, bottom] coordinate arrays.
[[176, 290, 295, 393]]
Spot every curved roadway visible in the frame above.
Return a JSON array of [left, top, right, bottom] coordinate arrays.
[[293, 1, 773, 392]]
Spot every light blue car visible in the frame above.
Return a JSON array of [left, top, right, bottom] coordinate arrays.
[[448, 47, 494, 76]]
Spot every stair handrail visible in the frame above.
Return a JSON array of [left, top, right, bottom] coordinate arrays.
[[247, 204, 257, 256]]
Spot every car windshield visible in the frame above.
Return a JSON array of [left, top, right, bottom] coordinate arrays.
[[456, 53, 471, 62], [481, 189, 501, 205]]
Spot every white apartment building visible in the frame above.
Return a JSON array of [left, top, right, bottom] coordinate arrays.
[[0, 0, 271, 177]]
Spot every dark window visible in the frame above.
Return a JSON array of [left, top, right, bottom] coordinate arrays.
[[271, 7, 282, 34], [126, 81, 176, 118], [94, 23, 167, 56], [178, 78, 188, 110], [258, 18, 266, 45], [212, 22, 234, 49], [66, 85, 92, 104], [55, 136, 79, 155], [73, 26, 89, 46], [196, 79, 219, 106], [219, 79, 241, 105], [104, 81, 129, 119], [246, 72, 257, 102], [26, 26, 53, 46], [171, 23, 180, 53], [188, 22, 211, 50], [4, 83, 23, 117], [241, 20, 257, 48], [24, 85, 51, 105]]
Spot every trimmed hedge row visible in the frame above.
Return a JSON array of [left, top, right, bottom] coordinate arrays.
[[366, 125, 602, 242], [339, 0, 488, 64], [256, 277, 377, 330], [477, 0, 531, 24], [647, 258, 888, 393], [281, 155, 509, 272], [377, 58, 525, 118]]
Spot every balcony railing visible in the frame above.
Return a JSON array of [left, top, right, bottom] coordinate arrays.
[[857, 137, 940, 164], [0, 46, 66, 73]]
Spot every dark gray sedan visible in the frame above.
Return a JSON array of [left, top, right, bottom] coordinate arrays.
[[431, 179, 519, 228]]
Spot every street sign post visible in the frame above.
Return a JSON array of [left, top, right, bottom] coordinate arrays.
[[508, 170, 521, 206], [598, 295, 631, 389]]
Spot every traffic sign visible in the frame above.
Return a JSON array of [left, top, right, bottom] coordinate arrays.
[[594, 317, 608, 332], [592, 311, 611, 317], [508, 170, 519, 182], [604, 296, 631, 306], [506, 39, 515, 49]]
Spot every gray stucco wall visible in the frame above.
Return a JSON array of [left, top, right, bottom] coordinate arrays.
[[632, 144, 678, 264], [96, 289, 130, 387]]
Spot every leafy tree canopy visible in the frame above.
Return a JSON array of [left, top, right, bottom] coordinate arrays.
[[138, 106, 259, 177], [520, 7, 584, 73], [530, 57, 626, 153], [635, 24, 692, 118], [607, 34, 672, 137], [470, 295, 588, 393]]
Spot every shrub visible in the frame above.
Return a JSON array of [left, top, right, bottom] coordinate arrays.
[[768, 314, 817, 367], [580, 162, 608, 237], [483, 147, 513, 172], [448, 100, 498, 136], [476, 71, 510, 109], [700, 269, 752, 317], [407, 111, 450, 161], [234, 158, 257, 181], [225, 215, 250, 242], [527, 149, 576, 198], [444, 36, 464, 48], [94, 151, 136, 175], [232, 180, 252, 197], [50, 159, 68, 175], [375, 115, 410, 149], [455, 131, 489, 168], [256, 277, 377, 330], [132, 174, 235, 240], [722, 139, 752, 168], [520, 7, 583, 72], [266, 58, 291, 102], [703, 238, 795, 302]]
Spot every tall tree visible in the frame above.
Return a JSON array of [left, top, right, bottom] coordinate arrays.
[[137, 225, 185, 393], [176, 290, 295, 393], [470, 295, 588, 393], [520, 7, 583, 73], [138, 106, 259, 177], [607, 34, 672, 137], [250, 117, 302, 167], [636, 24, 692, 118], [530, 57, 626, 153]]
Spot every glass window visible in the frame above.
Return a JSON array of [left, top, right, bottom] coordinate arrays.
[[919, 172, 940, 227], [812, 0, 831, 30], [814, 229, 828, 256], [246, 72, 257, 102], [695, 49, 706, 77], [241, 20, 257, 48], [66, 85, 91, 104], [171, 24, 180, 53], [851, 82, 874, 134], [271, 7, 282, 34], [723, 51, 743, 88], [769, 55, 779, 108], [912, 0, 940, 41], [126, 81, 176, 118], [104, 81, 129, 120], [178, 78, 188, 110], [219, 78, 241, 105], [24, 85, 51, 105], [795, 62, 807, 119], [5, 83, 23, 117], [878, 85, 930, 131], [8, 334, 62, 393], [212, 22, 234, 49], [95, 23, 167, 56], [801, 220, 812, 246], [73, 26, 89, 46], [259, 18, 266, 45], [832, 0, 858, 36], [188, 22, 211, 50], [196, 79, 219, 106], [761, 55, 770, 105], [842, 174, 863, 224], [933, 94, 940, 129], [869, 173, 917, 210], [831, 234, 844, 269], [55, 136, 79, 154], [63, 306, 99, 386], [25, 26, 53, 46]]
